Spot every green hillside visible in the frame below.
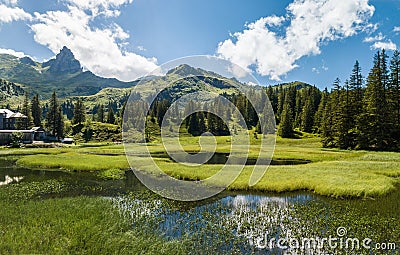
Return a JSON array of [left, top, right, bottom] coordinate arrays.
[[0, 47, 137, 98], [0, 78, 26, 107]]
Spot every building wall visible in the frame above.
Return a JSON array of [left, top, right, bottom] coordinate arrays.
[[0, 131, 34, 145], [0, 113, 4, 130]]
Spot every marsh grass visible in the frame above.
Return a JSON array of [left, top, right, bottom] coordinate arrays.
[[0, 196, 186, 254], [9, 136, 400, 198], [112, 190, 400, 255], [16, 152, 130, 171]]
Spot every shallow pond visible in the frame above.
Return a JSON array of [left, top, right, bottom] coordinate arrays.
[[153, 151, 312, 165], [0, 158, 399, 254]]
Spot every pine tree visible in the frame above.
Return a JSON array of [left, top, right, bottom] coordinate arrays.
[[300, 87, 317, 133], [359, 51, 389, 150], [156, 99, 169, 127], [389, 50, 400, 148], [207, 112, 217, 135], [97, 104, 105, 122], [56, 106, 64, 139], [197, 112, 206, 135], [321, 79, 343, 147], [106, 106, 116, 124], [314, 88, 328, 133], [46, 91, 64, 139], [348, 61, 364, 148], [72, 98, 86, 125], [294, 91, 303, 128], [337, 80, 352, 149], [20, 92, 32, 129], [278, 94, 294, 138], [321, 96, 334, 147], [187, 113, 198, 136], [266, 86, 278, 114], [31, 94, 42, 127]]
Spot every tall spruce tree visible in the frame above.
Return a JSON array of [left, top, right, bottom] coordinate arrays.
[[97, 104, 105, 122], [31, 94, 42, 127], [278, 94, 294, 138], [321, 96, 335, 147], [348, 61, 364, 148], [20, 92, 32, 129], [46, 91, 64, 139], [72, 98, 86, 124], [314, 88, 328, 133], [359, 51, 389, 150], [301, 88, 315, 133], [106, 106, 116, 124], [389, 50, 400, 149]]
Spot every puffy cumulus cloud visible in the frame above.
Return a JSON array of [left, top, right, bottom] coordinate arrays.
[[0, 48, 27, 57], [371, 41, 397, 51], [31, 4, 158, 81], [0, 4, 32, 23], [363, 32, 385, 43], [364, 32, 397, 51], [66, 0, 133, 17], [217, 0, 375, 81], [394, 26, 400, 32], [1, 0, 18, 6]]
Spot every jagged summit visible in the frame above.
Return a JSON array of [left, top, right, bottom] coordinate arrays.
[[19, 56, 36, 66], [0, 46, 136, 97], [43, 46, 82, 74], [166, 64, 205, 77]]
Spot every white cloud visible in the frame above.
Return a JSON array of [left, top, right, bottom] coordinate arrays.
[[0, 48, 27, 57], [263, 15, 285, 27], [217, 0, 375, 81], [0, 4, 32, 23], [394, 26, 400, 32], [66, 0, 133, 17], [31, 3, 158, 81], [371, 40, 397, 51], [1, 0, 18, 6], [363, 32, 384, 43]]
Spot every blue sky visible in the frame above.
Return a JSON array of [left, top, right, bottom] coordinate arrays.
[[0, 0, 399, 88]]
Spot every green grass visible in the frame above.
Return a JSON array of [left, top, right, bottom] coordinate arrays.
[[16, 152, 129, 172], [0, 196, 185, 254], [7, 135, 400, 198]]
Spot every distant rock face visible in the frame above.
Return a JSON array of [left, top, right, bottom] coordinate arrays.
[[43, 46, 81, 74], [166, 64, 204, 77], [19, 56, 36, 66]]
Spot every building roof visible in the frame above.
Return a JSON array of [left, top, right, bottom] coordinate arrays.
[[0, 109, 27, 119], [0, 130, 34, 133], [31, 127, 45, 131]]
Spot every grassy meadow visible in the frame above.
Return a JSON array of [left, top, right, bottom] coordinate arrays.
[[0, 182, 186, 254], [3, 135, 400, 198]]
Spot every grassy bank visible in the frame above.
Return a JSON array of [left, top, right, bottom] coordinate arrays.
[[0, 180, 185, 254], [4, 136, 400, 198]]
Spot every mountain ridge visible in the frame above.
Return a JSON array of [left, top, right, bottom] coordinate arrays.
[[0, 47, 138, 98]]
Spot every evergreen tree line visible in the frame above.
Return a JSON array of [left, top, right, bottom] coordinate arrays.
[[146, 90, 267, 137], [267, 49, 400, 151], [16, 91, 124, 139], [321, 50, 400, 150], [266, 83, 322, 138]]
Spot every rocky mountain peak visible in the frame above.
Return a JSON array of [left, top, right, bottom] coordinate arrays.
[[166, 64, 205, 77], [43, 46, 82, 74], [19, 56, 36, 66]]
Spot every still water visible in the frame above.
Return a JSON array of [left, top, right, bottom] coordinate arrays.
[[0, 158, 399, 254]]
